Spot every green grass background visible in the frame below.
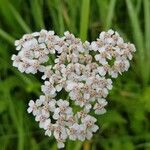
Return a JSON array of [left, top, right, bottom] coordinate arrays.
[[0, 0, 150, 150]]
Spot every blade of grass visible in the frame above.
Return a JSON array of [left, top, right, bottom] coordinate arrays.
[[96, 0, 108, 29], [80, 0, 90, 41], [0, 121, 13, 150], [5, 91, 24, 150], [144, 0, 150, 69], [136, 0, 142, 15], [105, 0, 117, 29], [61, 3, 71, 31], [7, 2, 31, 33], [57, 0, 65, 35], [144, 0, 150, 49], [126, 0, 147, 84], [66, 0, 79, 34], [46, 0, 59, 31], [17, 102, 24, 150], [0, 0, 19, 32], [125, 0, 144, 51], [30, 0, 45, 29], [0, 29, 15, 44], [1, 77, 25, 150], [46, 0, 65, 35]]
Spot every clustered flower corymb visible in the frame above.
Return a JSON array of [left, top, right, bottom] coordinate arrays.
[[12, 29, 136, 148]]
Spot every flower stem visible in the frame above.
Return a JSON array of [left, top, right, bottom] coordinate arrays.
[[83, 141, 91, 150]]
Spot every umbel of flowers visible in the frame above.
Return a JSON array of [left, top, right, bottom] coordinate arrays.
[[12, 29, 136, 148]]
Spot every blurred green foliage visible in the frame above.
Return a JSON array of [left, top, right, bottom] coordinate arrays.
[[0, 0, 150, 150]]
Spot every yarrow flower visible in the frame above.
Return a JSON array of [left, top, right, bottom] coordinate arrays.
[[12, 29, 136, 148]]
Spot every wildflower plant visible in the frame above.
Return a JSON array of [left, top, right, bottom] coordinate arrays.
[[12, 29, 136, 148]]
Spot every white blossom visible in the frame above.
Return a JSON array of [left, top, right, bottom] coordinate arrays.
[[12, 29, 136, 149], [41, 81, 56, 96], [94, 98, 108, 115], [27, 100, 35, 113]]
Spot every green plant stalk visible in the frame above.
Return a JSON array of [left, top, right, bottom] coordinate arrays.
[[57, 0, 65, 35], [80, 0, 90, 41], [83, 141, 91, 150]]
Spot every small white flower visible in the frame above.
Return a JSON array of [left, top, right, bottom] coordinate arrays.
[[41, 81, 56, 96], [27, 100, 35, 113], [77, 124, 86, 141], [15, 39, 24, 50], [38, 29, 48, 43], [42, 65, 53, 80], [53, 100, 72, 120], [44, 119, 53, 137], [57, 141, 65, 149], [99, 31, 105, 40], [66, 81, 77, 91], [117, 37, 124, 45], [97, 66, 107, 76], [95, 54, 107, 65], [68, 123, 79, 140], [83, 93, 90, 100], [55, 84, 63, 92], [86, 130, 93, 140], [91, 41, 98, 51], [48, 99, 56, 112], [32, 32, 40, 37], [94, 98, 108, 115], [36, 98, 44, 106], [108, 29, 114, 35], [106, 79, 113, 90], [22, 38, 38, 49], [11, 55, 21, 67]]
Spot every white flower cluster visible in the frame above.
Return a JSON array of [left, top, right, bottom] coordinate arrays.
[[12, 29, 135, 148]]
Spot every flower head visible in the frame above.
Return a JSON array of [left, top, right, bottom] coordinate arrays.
[[12, 29, 136, 148]]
